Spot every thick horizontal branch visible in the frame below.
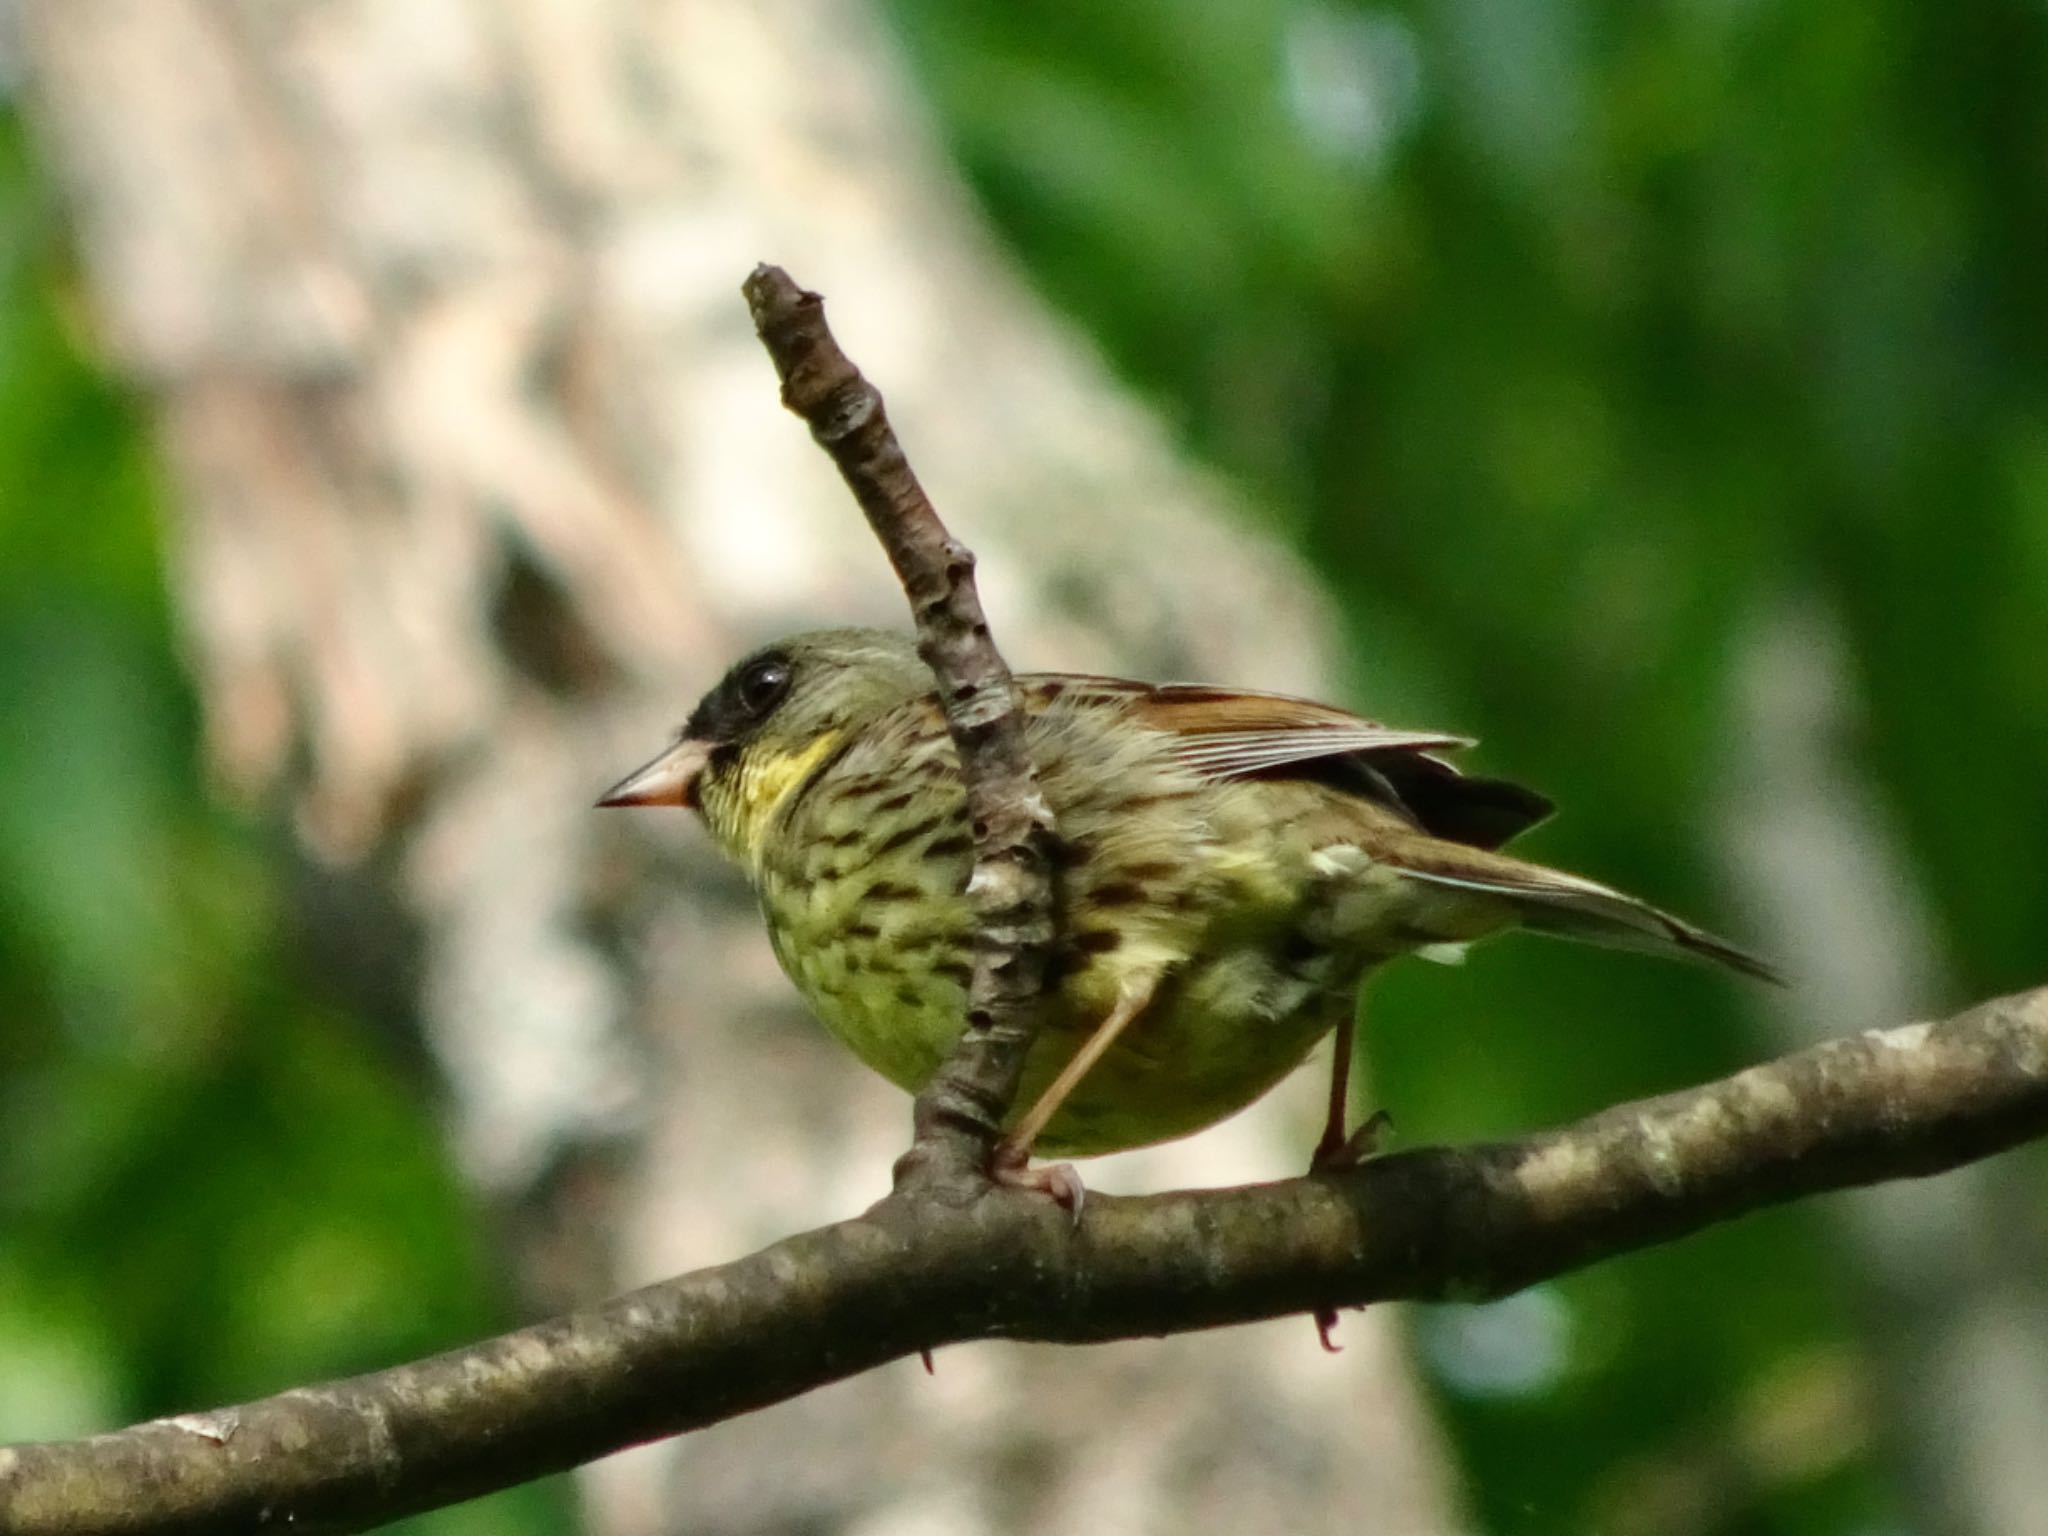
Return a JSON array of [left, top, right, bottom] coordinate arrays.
[[5, 986, 2043, 1536]]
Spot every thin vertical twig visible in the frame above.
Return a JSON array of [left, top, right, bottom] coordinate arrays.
[[741, 263, 1059, 1193]]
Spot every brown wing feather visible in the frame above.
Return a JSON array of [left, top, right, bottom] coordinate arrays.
[[1134, 683, 1470, 742], [1029, 677, 1470, 766], [1019, 674, 1553, 849]]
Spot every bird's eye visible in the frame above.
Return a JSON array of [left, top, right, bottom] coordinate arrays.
[[734, 657, 792, 718]]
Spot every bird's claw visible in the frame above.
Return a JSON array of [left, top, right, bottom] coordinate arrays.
[[991, 1140, 1086, 1223], [1307, 1109, 1392, 1351], [1310, 1107, 1394, 1175], [1314, 1308, 1344, 1352]]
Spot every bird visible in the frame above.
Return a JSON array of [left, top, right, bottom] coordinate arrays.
[[598, 627, 1778, 1206]]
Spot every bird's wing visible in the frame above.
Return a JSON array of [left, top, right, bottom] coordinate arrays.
[[1018, 676, 1554, 850], [1026, 676, 1468, 765], [1139, 685, 1475, 777]]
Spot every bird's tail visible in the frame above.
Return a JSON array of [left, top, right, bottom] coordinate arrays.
[[1396, 855, 1784, 985]]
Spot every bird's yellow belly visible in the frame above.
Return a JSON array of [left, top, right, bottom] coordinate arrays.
[[769, 896, 1360, 1157], [1020, 950, 1354, 1155]]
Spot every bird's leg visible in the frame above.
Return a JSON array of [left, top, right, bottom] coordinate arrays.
[[991, 974, 1158, 1216], [1312, 1010, 1357, 1172], [1309, 1006, 1393, 1174], [1309, 1003, 1392, 1352]]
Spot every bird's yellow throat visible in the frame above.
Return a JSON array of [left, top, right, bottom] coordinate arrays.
[[710, 731, 845, 869]]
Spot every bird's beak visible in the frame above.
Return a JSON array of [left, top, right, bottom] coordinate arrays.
[[595, 738, 710, 809]]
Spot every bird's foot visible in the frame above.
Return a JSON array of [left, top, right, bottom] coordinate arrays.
[[1307, 1108, 1393, 1349], [991, 1138, 1085, 1221], [1310, 1107, 1394, 1175]]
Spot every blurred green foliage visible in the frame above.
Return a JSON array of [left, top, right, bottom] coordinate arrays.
[[883, 1, 2046, 1532], [0, 113, 571, 1535]]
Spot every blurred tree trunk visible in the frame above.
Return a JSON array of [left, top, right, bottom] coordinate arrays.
[[18, 2, 1465, 1533]]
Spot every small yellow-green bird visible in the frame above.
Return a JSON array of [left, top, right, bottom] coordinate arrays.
[[600, 629, 1775, 1199]]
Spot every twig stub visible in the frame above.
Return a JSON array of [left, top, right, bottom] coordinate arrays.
[[741, 263, 1060, 1194]]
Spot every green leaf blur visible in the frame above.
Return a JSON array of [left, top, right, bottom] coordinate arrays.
[[0, 113, 571, 1536]]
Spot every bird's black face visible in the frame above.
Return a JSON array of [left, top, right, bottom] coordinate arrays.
[[682, 648, 796, 749], [593, 648, 797, 812], [596, 628, 931, 818]]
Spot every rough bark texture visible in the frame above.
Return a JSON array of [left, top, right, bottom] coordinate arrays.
[[4, 987, 2044, 1536], [14, 4, 1455, 1535], [743, 264, 1059, 1185]]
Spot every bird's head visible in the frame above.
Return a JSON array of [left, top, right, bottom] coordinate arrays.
[[598, 628, 931, 864]]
